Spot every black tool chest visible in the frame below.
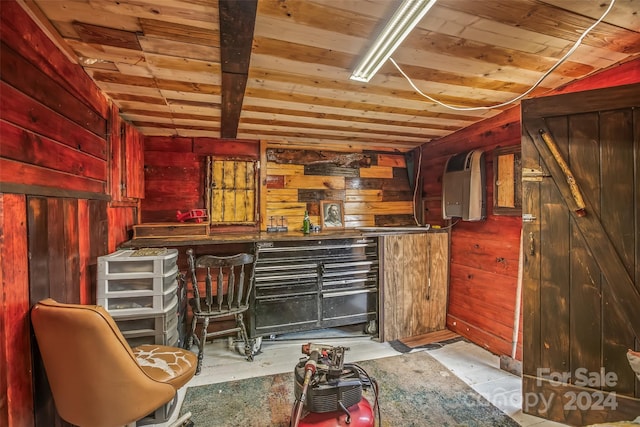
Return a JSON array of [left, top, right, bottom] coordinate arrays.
[[250, 237, 378, 338]]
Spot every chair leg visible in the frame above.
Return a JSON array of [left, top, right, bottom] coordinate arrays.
[[186, 315, 197, 350], [236, 313, 254, 361], [170, 411, 193, 427], [195, 317, 209, 375]]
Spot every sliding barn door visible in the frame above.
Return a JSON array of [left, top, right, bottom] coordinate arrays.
[[521, 83, 640, 425]]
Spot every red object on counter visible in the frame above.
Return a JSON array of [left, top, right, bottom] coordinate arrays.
[[176, 209, 208, 223]]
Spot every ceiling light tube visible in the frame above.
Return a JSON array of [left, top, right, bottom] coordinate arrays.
[[350, 0, 437, 83]]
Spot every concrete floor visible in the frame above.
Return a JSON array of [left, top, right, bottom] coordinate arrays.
[[156, 328, 568, 427]]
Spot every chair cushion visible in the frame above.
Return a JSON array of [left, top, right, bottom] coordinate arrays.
[[133, 345, 197, 389]]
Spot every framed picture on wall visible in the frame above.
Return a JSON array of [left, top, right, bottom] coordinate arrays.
[[320, 201, 344, 229]]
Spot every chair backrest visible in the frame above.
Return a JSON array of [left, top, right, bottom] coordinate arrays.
[[31, 299, 175, 427], [186, 248, 255, 314]]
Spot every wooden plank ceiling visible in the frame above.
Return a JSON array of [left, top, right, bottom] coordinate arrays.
[[24, 0, 640, 152]]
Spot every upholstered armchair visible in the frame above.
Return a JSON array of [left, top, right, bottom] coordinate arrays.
[[31, 298, 197, 427]]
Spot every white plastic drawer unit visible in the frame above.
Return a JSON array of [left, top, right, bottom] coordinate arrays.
[[97, 248, 180, 314], [98, 248, 178, 276], [100, 271, 178, 294], [99, 286, 178, 313], [114, 304, 179, 336]]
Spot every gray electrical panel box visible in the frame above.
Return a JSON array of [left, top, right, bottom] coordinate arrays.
[[442, 149, 486, 221]]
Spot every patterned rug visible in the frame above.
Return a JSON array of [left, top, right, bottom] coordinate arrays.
[[180, 350, 520, 427]]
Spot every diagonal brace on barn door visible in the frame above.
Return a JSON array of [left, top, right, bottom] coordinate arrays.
[[538, 129, 587, 217], [524, 118, 640, 339]]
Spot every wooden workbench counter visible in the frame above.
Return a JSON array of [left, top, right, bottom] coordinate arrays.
[[119, 226, 445, 249], [118, 225, 451, 344]]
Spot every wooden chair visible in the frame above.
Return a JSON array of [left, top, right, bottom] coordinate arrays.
[[185, 248, 256, 374], [30, 298, 197, 427]]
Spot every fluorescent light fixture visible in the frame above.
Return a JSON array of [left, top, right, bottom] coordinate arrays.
[[350, 0, 437, 83]]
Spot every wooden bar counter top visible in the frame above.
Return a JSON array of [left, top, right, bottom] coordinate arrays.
[[120, 223, 442, 249]]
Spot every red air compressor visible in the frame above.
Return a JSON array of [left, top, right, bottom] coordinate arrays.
[[290, 343, 379, 427]]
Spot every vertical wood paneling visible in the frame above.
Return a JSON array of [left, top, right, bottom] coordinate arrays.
[[383, 235, 404, 341], [0, 193, 34, 427], [89, 200, 109, 305], [539, 164, 571, 372], [78, 200, 91, 304], [521, 109, 544, 377], [108, 206, 137, 253], [635, 108, 640, 398], [539, 117, 571, 373], [633, 108, 640, 396], [27, 196, 80, 426], [522, 84, 640, 423], [428, 232, 449, 331], [27, 198, 89, 301], [382, 233, 448, 341], [408, 233, 428, 333], [567, 112, 602, 384], [47, 198, 66, 301], [109, 109, 124, 202], [600, 109, 637, 396], [124, 121, 144, 199], [63, 199, 80, 304], [27, 197, 50, 304]]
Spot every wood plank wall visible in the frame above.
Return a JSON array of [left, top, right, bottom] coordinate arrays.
[[142, 137, 205, 223], [420, 58, 640, 359], [266, 149, 415, 229], [421, 108, 524, 358], [0, 3, 145, 425], [142, 136, 260, 225], [143, 142, 417, 230]]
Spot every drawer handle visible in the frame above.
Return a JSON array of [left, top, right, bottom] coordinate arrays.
[[257, 295, 315, 302], [323, 289, 377, 298]]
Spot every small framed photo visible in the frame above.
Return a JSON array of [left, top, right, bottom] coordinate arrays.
[[320, 201, 344, 229]]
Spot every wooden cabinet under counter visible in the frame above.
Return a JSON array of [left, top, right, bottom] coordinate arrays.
[[380, 231, 449, 342]]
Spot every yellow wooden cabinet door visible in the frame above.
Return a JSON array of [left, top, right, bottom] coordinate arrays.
[[209, 159, 257, 224]]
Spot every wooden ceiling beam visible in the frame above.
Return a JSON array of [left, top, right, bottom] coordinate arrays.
[[219, 0, 257, 138]]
